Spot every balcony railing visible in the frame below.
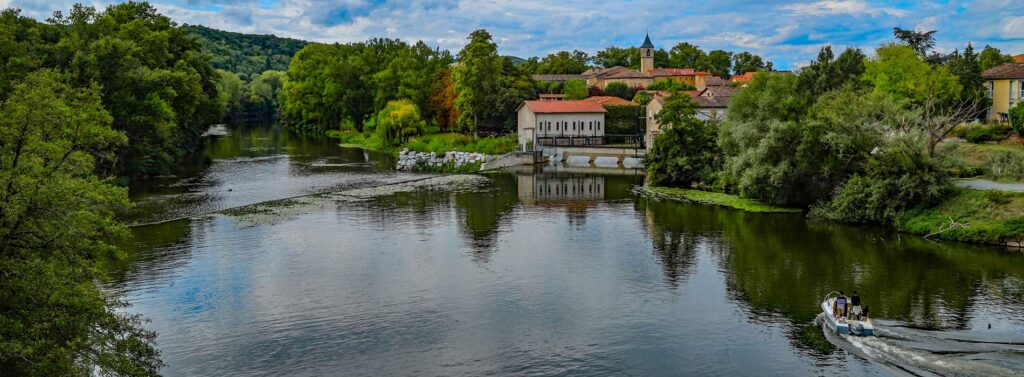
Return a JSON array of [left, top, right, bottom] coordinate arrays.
[[535, 134, 643, 149]]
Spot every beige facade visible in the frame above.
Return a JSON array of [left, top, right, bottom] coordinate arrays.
[[645, 96, 664, 148], [988, 79, 1024, 120]]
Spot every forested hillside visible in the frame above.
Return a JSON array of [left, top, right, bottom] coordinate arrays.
[[183, 24, 306, 80]]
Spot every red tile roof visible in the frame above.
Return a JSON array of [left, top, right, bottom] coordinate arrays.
[[1014, 54, 1024, 63], [730, 72, 756, 83], [982, 63, 1024, 79], [521, 100, 608, 113], [582, 96, 637, 106]]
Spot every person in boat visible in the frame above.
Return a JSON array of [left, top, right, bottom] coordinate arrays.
[[850, 291, 862, 320], [834, 291, 848, 318], [862, 305, 869, 320]]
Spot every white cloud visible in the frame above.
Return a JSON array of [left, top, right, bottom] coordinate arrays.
[[782, 0, 906, 17]]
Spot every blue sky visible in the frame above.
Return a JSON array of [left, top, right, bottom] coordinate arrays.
[[4, 0, 1023, 69]]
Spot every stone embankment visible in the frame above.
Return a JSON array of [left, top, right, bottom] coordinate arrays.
[[396, 149, 488, 171]]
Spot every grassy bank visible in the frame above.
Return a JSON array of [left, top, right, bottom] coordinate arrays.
[[328, 130, 517, 156], [896, 188, 1024, 246], [945, 139, 1024, 181], [643, 186, 801, 213]]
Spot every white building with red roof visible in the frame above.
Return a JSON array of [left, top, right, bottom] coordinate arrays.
[[516, 100, 608, 147]]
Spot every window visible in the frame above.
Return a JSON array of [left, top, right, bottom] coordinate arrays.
[[989, 81, 994, 98], [589, 121, 593, 131], [1020, 80, 1024, 99]]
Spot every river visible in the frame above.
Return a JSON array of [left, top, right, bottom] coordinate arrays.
[[111, 123, 1024, 376]]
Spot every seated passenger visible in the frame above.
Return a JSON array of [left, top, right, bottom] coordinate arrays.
[[850, 291, 862, 320]]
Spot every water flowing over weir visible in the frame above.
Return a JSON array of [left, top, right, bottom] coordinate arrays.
[[113, 123, 1024, 376]]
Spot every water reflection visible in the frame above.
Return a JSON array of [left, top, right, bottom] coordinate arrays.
[[113, 152, 1024, 376]]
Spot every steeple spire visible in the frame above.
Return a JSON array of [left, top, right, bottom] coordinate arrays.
[[641, 33, 654, 49]]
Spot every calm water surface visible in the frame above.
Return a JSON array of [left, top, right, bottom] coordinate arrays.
[[112, 124, 1024, 376]]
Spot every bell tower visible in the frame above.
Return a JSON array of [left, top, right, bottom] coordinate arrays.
[[640, 33, 655, 74]]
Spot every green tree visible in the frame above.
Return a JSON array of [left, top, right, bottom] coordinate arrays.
[[946, 43, 989, 120], [979, 45, 1014, 71], [701, 50, 733, 78], [647, 79, 696, 92], [453, 29, 504, 133], [797, 46, 866, 97], [892, 27, 936, 56], [0, 71, 161, 376], [732, 51, 773, 75], [1010, 102, 1024, 136], [645, 94, 721, 187], [246, 70, 286, 115], [534, 50, 590, 74], [563, 79, 589, 100], [594, 46, 634, 68], [376, 100, 426, 145], [604, 81, 634, 100], [217, 69, 245, 117], [633, 91, 654, 105], [668, 42, 706, 69]]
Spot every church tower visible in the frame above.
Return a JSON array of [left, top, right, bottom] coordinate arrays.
[[640, 33, 655, 74]]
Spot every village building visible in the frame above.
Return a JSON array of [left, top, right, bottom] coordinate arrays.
[[644, 83, 735, 147], [516, 100, 607, 147], [982, 55, 1024, 122], [582, 96, 637, 107], [538, 93, 566, 101]]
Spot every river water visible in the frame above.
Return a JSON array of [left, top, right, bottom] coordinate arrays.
[[111, 123, 1024, 376]]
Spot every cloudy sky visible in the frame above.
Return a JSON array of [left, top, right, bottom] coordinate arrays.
[[4, 0, 1023, 68]]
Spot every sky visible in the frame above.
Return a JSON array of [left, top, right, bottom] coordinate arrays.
[[3, 0, 1023, 69]]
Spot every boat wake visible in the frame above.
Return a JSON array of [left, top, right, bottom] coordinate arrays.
[[818, 315, 1024, 376]]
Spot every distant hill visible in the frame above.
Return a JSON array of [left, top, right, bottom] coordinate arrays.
[[505, 56, 528, 65], [183, 25, 307, 80]]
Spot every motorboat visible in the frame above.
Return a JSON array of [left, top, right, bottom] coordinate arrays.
[[821, 292, 874, 336]]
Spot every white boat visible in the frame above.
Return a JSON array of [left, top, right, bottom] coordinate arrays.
[[821, 292, 874, 336]]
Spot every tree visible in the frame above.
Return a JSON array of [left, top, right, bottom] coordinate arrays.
[[376, 100, 426, 145], [217, 69, 245, 117], [633, 91, 654, 105], [701, 50, 733, 78], [453, 29, 504, 133], [645, 94, 720, 187], [534, 50, 590, 74], [893, 27, 936, 56], [668, 42, 706, 69], [864, 44, 968, 156], [1010, 102, 1024, 136], [946, 43, 988, 120], [604, 82, 634, 100], [593, 46, 634, 68], [426, 67, 459, 132], [563, 79, 589, 100], [647, 79, 696, 92], [979, 45, 1014, 71], [0, 71, 161, 376], [246, 70, 286, 116], [797, 46, 866, 96], [732, 52, 773, 75]]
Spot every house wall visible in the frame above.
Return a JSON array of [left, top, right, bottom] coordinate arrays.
[[988, 79, 1024, 120], [534, 113, 606, 138], [517, 106, 537, 146], [645, 99, 663, 148], [657, 76, 696, 86]]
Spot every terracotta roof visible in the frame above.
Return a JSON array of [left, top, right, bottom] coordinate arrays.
[[730, 72, 756, 83], [521, 100, 608, 114], [606, 70, 653, 79], [532, 74, 584, 82], [582, 96, 637, 106], [1014, 54, 1024, 63], [653, 68, 711, 77], [982, 63, 1024, 79]]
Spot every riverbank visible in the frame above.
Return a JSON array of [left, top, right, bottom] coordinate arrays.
[[638, 186, 801, 213], [327, 130, 516, 155]]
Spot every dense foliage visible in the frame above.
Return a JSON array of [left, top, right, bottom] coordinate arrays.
[[0, 71, 161, 376], [604, 82, 635, 100], [645, 95, 721, 187], [183, 24, 306, 81], [375, 100, 427, 146], [604, 104, 642, 134], [0, 4, 224, 178], [563, 79, 589, 100]]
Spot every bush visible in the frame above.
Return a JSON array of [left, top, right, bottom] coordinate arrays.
[[633, 92, 654, 105], [564, 79, 588, 100], [985, 151, 1024, 180], [647, 79, 696, 92], [604, 82, 635, 100], [961, 123, 1012, 143], [1010, 101, 1024, 136]]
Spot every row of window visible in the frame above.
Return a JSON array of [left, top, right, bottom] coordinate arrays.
[[988, 80, 1024, 100], [537, 120, 602, 133]]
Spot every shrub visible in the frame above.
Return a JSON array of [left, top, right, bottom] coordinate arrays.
[[1010, 101, 1024, 136], [962, 123, 1012, 143], [633, 92, 654, 105], [647, 79, 696, 92], [605, 82, 635, 100], [564, 79, 588, 100], [985, 151, 1024, 180]]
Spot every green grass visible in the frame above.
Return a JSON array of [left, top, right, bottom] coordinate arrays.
[[327, 130, 516, 156], [646, 186, 801, 213], [895, 188, 1024, 245]]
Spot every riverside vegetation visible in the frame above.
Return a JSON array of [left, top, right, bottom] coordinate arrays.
[[645, 29, 1024, 246]]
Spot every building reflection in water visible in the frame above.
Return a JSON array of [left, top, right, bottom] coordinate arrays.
[[517, 173, 606, 204]]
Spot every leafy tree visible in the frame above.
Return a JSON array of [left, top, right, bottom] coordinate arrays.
[[495, 57, 538, 131], [453, 29, 504, 133], [797, 46, 866, 97], [646, 94, 721, 187], [426, 67, 459, 132], [979, 45, 1014, 71], [376, 100, 426, 145], [245, 70, 286, 116], [0, 71, 161, 376], [893, 27, 936, 56], [218, 69, 245, 117], [732, 51, 773, 75], [633, 91, 654, 105], [604, 82, 634, 100], [701, 50, 733, 78], [563, 79, 589, 100], [534, 50, 590, 74], [946, 43, 989, 120], [668, 42, 706, 69], [594, 46, 634, 68]]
